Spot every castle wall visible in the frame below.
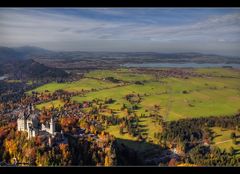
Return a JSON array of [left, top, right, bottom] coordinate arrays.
[[17, 119, 26, 131], [17, 112, 56, 139]]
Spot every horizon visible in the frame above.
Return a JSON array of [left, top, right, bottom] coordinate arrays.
[[1, 45, 239, 58], [0, 8, 240, 56]]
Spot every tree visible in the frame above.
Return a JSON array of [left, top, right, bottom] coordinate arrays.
[[119, 126, 124, 135], [4, 139, 17, 157], [24, 147, 36, 165], [132, 104, 139, 110], [232, 138, 237, 145], [168, 158, 177, 166], [121, 104, 126, 111], [230, 147, 234, 156], [104, 155, 110, 166], [59, 143, 71, 165], [2, 151, 11, 162], [230, 132, 236, 139]]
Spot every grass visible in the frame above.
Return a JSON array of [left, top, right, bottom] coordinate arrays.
[[106, 124, 162, 153], [194, 68, 240, 78], [85, 69, 155, 82], [35, 100, 64, 110], [27, 78, 117, 94], [211, 127, 240, 156], [33, 68, 240, 151], [106, 125, 137, 141], [72, 76, 240, 121]]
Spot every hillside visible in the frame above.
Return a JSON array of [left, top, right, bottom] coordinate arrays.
[[0, 46, 54, 62], [0, 58, 68, 80]]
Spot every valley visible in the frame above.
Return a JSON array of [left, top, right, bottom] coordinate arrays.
[[0, 47, 240, 166]]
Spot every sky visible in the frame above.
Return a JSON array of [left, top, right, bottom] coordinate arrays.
[[0, 8, 240, 56]]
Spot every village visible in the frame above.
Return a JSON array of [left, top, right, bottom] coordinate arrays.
[[0, 66, 240, 166]]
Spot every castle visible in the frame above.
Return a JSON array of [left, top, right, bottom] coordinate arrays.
[[17, 104, 56, 139]]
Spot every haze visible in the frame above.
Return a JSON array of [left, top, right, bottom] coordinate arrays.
[[0, 8, 240, 56]]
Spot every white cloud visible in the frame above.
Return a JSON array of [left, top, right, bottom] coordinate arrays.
[[0, 8, 239, 56]]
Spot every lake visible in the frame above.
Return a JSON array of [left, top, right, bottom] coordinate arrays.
[[0, 75, 8, 80], [122, 63, 240, 68]]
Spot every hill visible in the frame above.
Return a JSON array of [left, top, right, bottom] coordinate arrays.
[[0, 46, 54, 62], [1, 58, 68, 80]]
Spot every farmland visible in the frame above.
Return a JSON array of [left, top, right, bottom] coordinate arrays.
[[73, 70, 240, 121], [27, 78, 118, 94], [28, 67, 240, 152]]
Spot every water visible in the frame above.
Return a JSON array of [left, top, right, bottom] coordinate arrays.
[[122, 63, 240, 68], [0, 75, 7, 80]]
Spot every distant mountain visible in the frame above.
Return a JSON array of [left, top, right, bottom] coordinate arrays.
[[0, 46, 67, 79], [1, 58, 68, 79], [0, 46, 54, 62], [0, 46, 24, 62], [13, 46, 54, 56], [0, 46, 239, 65], [13, 59, 68, 79]]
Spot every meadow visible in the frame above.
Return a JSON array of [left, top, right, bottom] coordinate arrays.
[[211, 127, 240, 156], [27, 78, 118, 94], [85, 69, 156, 82], [72, 75, 240, 121], [35, 99, 64, 110], [29, 68, 240, 150]]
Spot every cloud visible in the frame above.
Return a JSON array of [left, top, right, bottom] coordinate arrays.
[[0, 8, 239, 56]]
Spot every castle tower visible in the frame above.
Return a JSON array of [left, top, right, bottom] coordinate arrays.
[[48, 136, 52, 147], [17, 112, 27, 131], [17, 118, 25, 131], [27, 128, 32, 139], [49, 117, 55, 135], [31, 103, 35, 112], [27, 105, 31, 115]]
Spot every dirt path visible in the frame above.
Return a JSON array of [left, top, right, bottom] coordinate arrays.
[[214, 139, 232, 145]]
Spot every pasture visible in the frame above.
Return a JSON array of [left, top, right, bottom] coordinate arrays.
[[72, 76, 240, 121], [211, 127, 240, 156], [35, 100, 64, 110], [85, 69, 156, 82], [27, 78, 118, 94], [30, 68, 240, 149]]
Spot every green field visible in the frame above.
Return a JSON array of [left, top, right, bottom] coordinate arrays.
[[30, 68, 240, 150], [35, 100, 64, 110], [72, 76, 240, 121], [194, 68, 240, 78], [85, 69, 155, 82], [211, 127, 240, 156], [27, 78, 118, 94]]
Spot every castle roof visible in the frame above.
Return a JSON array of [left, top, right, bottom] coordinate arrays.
[[27, 113, 38, 121], [18, 112, 25, 119]]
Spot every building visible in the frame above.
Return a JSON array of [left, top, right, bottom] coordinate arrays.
[[17, 104, 56, 140]]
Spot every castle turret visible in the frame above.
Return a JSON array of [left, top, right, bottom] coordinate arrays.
[[31, 104, 35, 112], [17, 112, 26, 131], [27, 105, 31, 115], [48, 136, 52, 147], [49, 117, 55, 135]]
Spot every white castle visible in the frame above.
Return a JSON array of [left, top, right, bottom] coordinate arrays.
[[17, 104, 56, 139]]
